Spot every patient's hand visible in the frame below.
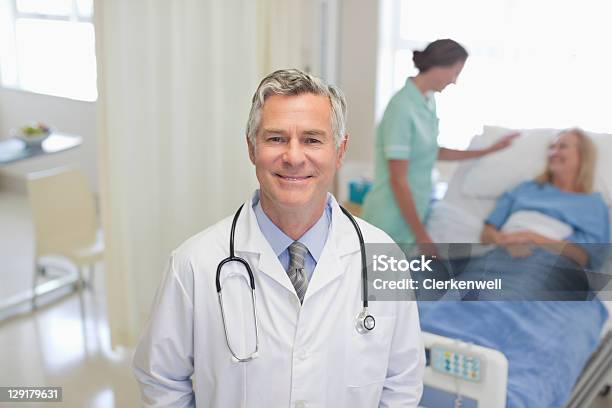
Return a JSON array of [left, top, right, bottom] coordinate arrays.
[[498, 231, 581, 261], [497, 232, 524, 244], [501, 231, 557, 245], [496, 232, 533, 257], [504, 244, 533, 258], [498, 231, 589, 267], [480, 225, 554, 247]]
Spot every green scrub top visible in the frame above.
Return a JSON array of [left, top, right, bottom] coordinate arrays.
[[362, 78, 439, 244]]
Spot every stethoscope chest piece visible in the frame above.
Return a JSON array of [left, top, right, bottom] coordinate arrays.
[[355, 309, 376, 334]]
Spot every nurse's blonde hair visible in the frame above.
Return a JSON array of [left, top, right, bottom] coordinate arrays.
[[535, 128, 596, 193]]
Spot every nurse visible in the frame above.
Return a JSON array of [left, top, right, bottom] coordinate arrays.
[[362, 39, 518, 245], [132, 69, 425, 407]]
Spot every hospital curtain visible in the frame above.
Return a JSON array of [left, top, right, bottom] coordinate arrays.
[[95, 0, 309, 348]]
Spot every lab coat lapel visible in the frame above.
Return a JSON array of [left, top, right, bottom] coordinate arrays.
[[232, 196, 296, 294], [304, 197, 361, 302]]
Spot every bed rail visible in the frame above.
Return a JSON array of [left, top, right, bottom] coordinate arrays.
[[564, 330, 612, 408]]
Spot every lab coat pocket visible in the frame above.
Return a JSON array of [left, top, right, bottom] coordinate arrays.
[[346, 315, 396, 387]]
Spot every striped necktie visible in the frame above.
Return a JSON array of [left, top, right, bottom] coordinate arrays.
[[287, 241, 308, 303]]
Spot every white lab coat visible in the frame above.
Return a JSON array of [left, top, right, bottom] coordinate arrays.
[[133, 193, 425, 407]]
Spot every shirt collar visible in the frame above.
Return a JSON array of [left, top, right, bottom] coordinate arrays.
[[252, 191, 332, 262], [404, 77, 435, 112]]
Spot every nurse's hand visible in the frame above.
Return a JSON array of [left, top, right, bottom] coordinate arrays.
[[416, 233, 439, 257], [485, 132, 520, 154]]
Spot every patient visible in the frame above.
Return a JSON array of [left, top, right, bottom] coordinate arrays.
[[429, 129, 612, 300], [480, 128, 610, 269]]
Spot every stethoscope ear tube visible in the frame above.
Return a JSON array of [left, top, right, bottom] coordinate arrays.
[[216, 203, 260, 361], [216, 204, 256, 293], [339, 205, 369, 310], [339, 206, 376, 335], [218, 288, 260, 362], [216, 257, 255, 292]]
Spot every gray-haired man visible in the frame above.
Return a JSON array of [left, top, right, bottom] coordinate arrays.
[[133, 69, 424, 407]]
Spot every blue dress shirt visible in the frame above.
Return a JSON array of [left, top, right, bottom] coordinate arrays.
[[253, 192, 332, 282]]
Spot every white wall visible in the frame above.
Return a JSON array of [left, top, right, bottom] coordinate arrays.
[[0, 88, 98, 192], [339, 0, 378, 164], [337, 0, 379, 202]]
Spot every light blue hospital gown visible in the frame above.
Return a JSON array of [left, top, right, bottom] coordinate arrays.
[[485, 180, 610, 268]]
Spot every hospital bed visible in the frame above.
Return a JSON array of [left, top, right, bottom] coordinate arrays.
[[418, 125, 612, 408]]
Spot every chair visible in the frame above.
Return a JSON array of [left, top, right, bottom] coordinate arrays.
[[26, 167, 104, 307]]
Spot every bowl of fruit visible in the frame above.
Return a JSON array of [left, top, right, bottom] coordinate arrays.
[[13, 122, 52, 146]]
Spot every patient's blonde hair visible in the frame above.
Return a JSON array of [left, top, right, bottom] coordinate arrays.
[[535, 128, 596, 192]]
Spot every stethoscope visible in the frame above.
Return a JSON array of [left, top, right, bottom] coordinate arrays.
[[216, 203, 375, 362]]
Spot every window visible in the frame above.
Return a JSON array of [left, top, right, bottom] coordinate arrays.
[[378, 0, 612, 149], [0, 0, 97, 101]]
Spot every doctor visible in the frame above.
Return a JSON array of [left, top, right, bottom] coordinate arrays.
[[133, 69, 425, 407]]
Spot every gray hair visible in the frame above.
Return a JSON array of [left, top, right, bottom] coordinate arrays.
[[246, 69, 347, 147]]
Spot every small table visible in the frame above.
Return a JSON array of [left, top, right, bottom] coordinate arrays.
[[0, 132, 83, 166]]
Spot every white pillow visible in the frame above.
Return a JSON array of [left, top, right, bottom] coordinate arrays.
[[462, 125, 612, 205]]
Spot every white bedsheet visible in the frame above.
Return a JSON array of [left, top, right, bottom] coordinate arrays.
[[502, 210, 573, 240]]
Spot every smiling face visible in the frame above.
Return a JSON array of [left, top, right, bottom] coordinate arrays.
[[547, 131, 581, 180], [428, 60, 465, 92], [248, 93, 347, 214]]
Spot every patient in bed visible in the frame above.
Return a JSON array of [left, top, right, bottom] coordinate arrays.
[[480, 128, 609, 269], [436, 129, 611, 300]]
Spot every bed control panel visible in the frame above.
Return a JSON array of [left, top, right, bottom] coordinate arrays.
[[430, 346, 483, 382]]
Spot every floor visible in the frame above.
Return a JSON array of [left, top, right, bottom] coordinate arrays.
[[1, 189, 610, 407], [0, 189, 34, 300]]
